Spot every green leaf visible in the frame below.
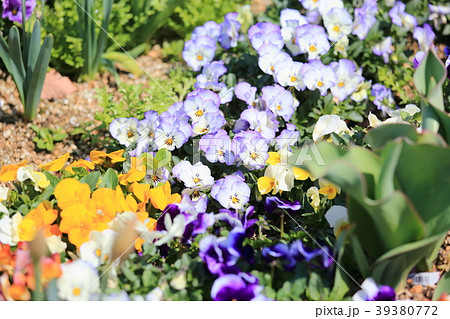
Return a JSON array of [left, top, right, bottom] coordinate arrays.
[[307, 272, 329, 301], [365, 124, 418, 149], [80, 171, 101, 191], [43, 171, 60, 188], [103, 51, 143, 76], [98, 168, 119, 189], [155, 148, 171, 168], [433, 270, 450, 301], [24, 34, 53, 121], [8, 26, 26, 102]]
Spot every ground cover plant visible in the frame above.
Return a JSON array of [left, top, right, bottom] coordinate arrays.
[[0, 0, 449, 301]]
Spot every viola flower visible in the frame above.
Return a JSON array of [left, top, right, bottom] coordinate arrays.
[[45, 235, 67, 254], [0, 215, 15, 245], [353, 278, 396, 301], [235, 82, 258, 107], [154, 121, 191, 151], [219, 12, 241, 49], [17, 166, 50, 191], [239, 108, 279, 141], [65, 159, 96, 175], [413, 24, 435, 51], [351, 80, 371, 102], [0, 160, 27, 182], [184, 89, 221, 121], [280, 9, 308, 55], [2, 0, 36, 23], [211, 273, 265, 301], [262, 243, 296, 269], [275, 60, 306, 91], [192, 112, 226, 136], [258, 44, 292, 75], [199, 235, 240, 275], [182, 36, 217, 71], [312, 114, 351, 142], [303, 61, 337, 96], [275, 124, 300, 151], [172, 160, 214, 190], [389, 1, 417, 30], [80, 229, 116, 268], [319, 179, 341, 199], [195, 61, 227, 89], [211, 175, 251, 210], [317, 0, 343, 17], [147, 181, 181, 211], [428, 4, 450, 30], [260, 84, 299, 121], [199, 129, 236, 165], [306, 186, 320, 210], [192, 21, 221, 41], [371, 83, 395, 114], [323, 7, 353, 42], [109, 117, 139, 147], [296, 24, 330, 60], [39, 153, 71, 171], [373, 36, 393, 64], [135, 111, 159, 156], [330, 59, 363, 102], [0, 185, 9, 214], [413, 51, 426, 69], [233, 130, 269, 170], [325, 205, 349, 237], [265, 197, 301, 214], [89, 149, 126, 165], [149, 213, 186, 246], [289, 240, 333, 268], [57, 260, 99, 301], [176, 193, 208, 216], [248, 22, 284, 52], [217, 83, 234, 104], [352, 0, 378, 40]]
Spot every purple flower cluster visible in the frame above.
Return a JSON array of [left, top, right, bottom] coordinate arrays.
[[2, 0, 35, 23]]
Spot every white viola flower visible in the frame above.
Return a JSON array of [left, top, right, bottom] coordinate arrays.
[[17, 166, 49, 191], [109, 117, 139, 147], [258, 44, 292, 75], [150, 214, 186, 246], [296, 25, 330, 60], [352, 278, 395, 301], [264, 164, 295, 194], [387, 104, 420, 118], [323, 7, 352, 42], [306, 186, 321, 210], [333, 36, 349, 57], [325, 205, 349, 237], [280, 8, 308, 28], [146, 287, 164, 301], [57, 260, 100, 301], [0, 215, 14, 245], [303, 61, 337, 96], [80, 229, 117, 268], [313, 114, 351, 141], [172, 161, 215, 189], [275, 60, 306, 91], [45, 235, 67, 254], [0, 185, 9, 214], [300, 0, 321, 11], [318, 0, 343, 17], [351, 80, 371, 102], [330, 59, 363, 101]]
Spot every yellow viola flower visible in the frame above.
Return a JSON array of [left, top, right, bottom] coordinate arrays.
[[318, 179, 341, 200], [257, 176, 275, 195], [91, 188, 119, 221], [118, 157, 146, 185], [266, 152, 281, 165], [23, 202, 58, 239], [293, 167, 309, 181], [306, 186, 321, 210], [39, 153, 71, 171], [17, 166, 50, 191], [54, 178, 91, 210], [131, 182, 151, 203], [148, 181, 181, 211], [65, 159, 96, 174], [0, 160, 27, 182], [90, 150, 126, 165]]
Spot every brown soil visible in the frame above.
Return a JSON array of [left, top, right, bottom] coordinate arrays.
[[0, 46, 172, 168]]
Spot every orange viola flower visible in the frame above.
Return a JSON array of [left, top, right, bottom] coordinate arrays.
[[118, 157, 146, 185], [41, 254, 62, 284], [54, 178, 91, 210], [39, 153, 71, 171], [90, 150, 126, 165], [65, 159, 96, 174], [148, 181, 181, 211], [0, 160, 27, 182]]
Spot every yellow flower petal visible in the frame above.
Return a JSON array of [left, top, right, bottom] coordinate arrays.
[[293, 167, 309, 181], [257, 176, 275, 195], [54, 178, 91, 210], [266, 152, 281, 165], [39, 153, 71, 171], [0, 160, 27, 182]]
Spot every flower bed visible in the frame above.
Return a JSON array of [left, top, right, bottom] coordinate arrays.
[[0, 0, 450, 301]]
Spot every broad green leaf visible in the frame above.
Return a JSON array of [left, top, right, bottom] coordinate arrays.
[[0, 32, 12, 73], [43, 171, 60, 188], [24, 35, 53, 121], [80, 171, 101, 191], [433, 270, 450, 301], [155, 148, 171, 168], [103, 51, 143, 76], [351, 236, 370, 277], [365, 124, 418, 149], [8, 26, 25, 102], [98, 168, 119, 189], [376, 142, 402, 199]]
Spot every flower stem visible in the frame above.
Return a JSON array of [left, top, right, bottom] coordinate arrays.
[[280, 212, 284, 238]]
